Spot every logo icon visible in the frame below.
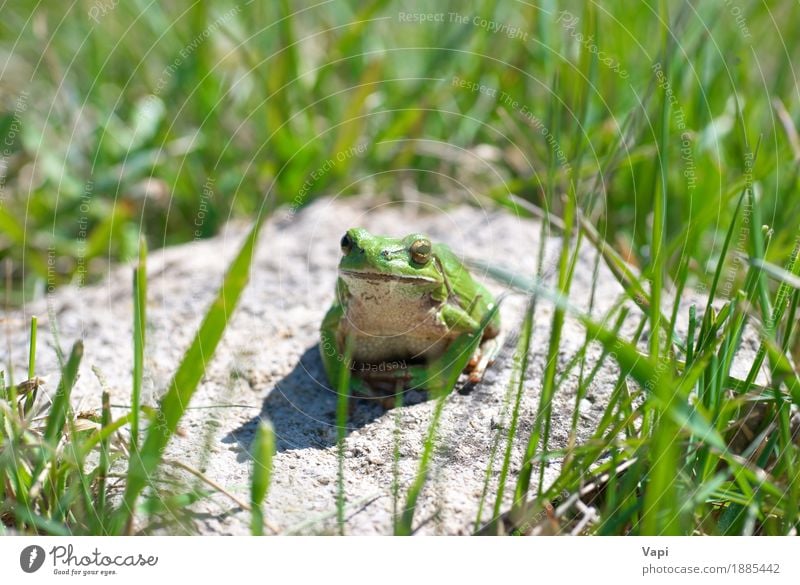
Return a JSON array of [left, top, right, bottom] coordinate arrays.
[[20, 545, 46, 573]]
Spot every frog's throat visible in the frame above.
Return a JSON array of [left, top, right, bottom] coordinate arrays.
[[340, 269, 437, 285]]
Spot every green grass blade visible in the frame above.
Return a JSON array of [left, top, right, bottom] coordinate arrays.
[[250, 420, 275, 536], [98, 390, 111, 533], [395, 304, 500, 535], [749, 256, 800, 291], [336, 337, 353, 535], [489, 297, 535, 526], [23, 316, 38, 414], [131, 238, 147, 453], [114, 219, 264, 533], [42, 341, 83, 449], [514, 189, 577, 509], [648, 0, 671, 364], [27, 315, 37, 379]]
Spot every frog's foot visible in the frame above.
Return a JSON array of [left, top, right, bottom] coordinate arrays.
[[345, 376, 381, 398], [346, 377, 405, 410], [351, 362, 431, 408], [466, 337, 500, 384]]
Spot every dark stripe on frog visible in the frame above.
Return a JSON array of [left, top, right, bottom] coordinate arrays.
[[340, 269, 437, 284]]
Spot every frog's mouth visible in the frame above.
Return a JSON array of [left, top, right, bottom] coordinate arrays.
[[340, 269, 437, 285]]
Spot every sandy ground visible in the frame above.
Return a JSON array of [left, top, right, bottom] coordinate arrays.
[[2, 194, 762, 535]]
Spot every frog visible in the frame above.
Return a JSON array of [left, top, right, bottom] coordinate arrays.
[[319, 227, 500, 401]]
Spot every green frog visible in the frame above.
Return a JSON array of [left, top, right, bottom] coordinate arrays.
[[320, 228, 500, 399]]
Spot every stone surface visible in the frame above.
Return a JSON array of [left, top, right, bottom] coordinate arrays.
[[1, 194, 761, 535]]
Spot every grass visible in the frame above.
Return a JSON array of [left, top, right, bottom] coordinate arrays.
[[395, 304, 501, 535], [1, 212, 275, 534], [250, 420, 275, 536], [335, 336, 353, 535], [1, 0, 800, 535]]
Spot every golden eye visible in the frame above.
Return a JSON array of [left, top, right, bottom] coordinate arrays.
[[410, 238, 432, 265], [340, 233, 353, 255]]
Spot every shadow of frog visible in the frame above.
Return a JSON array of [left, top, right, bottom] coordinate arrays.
[[226, 345, 429, 457]]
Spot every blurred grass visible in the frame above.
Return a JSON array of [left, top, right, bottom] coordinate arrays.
[[0, 1, 798, 300]]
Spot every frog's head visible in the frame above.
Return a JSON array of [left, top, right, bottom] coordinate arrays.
[[337, 227, 443, 288]]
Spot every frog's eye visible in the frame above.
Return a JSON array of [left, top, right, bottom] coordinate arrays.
[[410, 238, 432, 265], [340, 233, 353, 255]]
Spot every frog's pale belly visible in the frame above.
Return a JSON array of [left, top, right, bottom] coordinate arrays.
[[339, 275, 456, 363]]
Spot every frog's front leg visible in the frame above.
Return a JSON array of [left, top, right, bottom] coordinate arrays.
[[439, 302, 481, 333], [320, 302, 351, 389], [439, 303, 498, 383]]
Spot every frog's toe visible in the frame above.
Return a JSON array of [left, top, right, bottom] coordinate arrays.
[[467, 338, 500, 384], [379, 395, 401, 409]]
